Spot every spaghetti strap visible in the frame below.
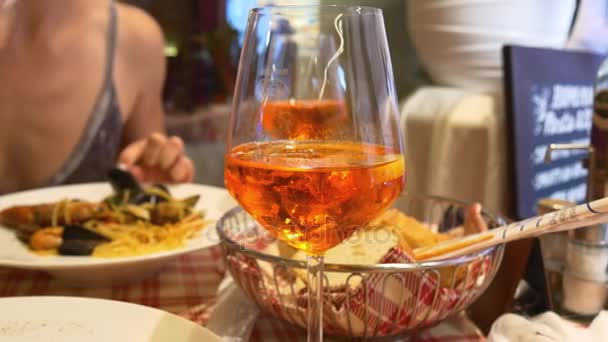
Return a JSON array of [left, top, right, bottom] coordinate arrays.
[[45, 1, 124, 186], [104, 2, 117, 89]]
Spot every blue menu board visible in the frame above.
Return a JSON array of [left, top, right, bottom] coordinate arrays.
[[503, 45, 604, 219]]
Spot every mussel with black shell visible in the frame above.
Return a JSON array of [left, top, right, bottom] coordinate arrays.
[[106, 167, 201, 224], [106, 167, 171, 205], [29, 224, 110, 256]]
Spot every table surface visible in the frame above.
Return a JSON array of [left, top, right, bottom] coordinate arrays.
[[0, 246, 485, 341]]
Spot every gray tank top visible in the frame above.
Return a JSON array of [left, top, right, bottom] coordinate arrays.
[[47, 3, 123, 186]]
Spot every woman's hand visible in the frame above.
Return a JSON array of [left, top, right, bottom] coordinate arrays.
[[118, 133, 194, 183]]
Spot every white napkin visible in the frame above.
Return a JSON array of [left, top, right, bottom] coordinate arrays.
[[205, 275, 260, 342], [400, 87, 510, 217], [487, 311, 608, 342]]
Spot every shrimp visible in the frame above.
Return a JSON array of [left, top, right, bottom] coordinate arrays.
[[29, 227, 64, 251], [0, 201, 107, 233]]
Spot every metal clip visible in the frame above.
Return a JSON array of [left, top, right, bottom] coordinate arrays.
[[545, 144, 608, 245], [545, 143, 595, 202]]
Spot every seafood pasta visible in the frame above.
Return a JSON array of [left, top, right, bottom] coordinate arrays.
[[0, 169, 206, 258]]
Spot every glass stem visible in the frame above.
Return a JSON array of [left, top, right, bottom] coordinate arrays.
[[306, 254, 324, 342]]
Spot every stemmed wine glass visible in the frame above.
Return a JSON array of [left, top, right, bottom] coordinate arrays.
[[224, 5, 404, 341]]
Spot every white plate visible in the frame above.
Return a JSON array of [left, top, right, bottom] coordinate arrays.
[[0, 296, 221, 342], [0, 183, 237, 285]]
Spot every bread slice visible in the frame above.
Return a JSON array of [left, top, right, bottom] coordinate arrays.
[[272, 224, 413, 288]]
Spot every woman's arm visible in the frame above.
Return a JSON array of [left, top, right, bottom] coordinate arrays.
[[119, 4, 166, 142], [116, 5, 194, 183]]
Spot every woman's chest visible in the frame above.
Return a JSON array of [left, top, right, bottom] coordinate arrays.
[[0, 58, 112, 192]]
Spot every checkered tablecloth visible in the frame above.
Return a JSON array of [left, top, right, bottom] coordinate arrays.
[[0, 246, 485, 341]]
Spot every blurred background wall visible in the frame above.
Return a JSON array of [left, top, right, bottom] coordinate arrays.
[[122, 0, 427, 107]]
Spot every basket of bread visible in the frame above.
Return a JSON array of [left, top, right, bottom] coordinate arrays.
[[216, 194, 506, 338]]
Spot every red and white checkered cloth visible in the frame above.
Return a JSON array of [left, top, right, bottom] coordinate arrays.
[[0, 246, 485, 341]]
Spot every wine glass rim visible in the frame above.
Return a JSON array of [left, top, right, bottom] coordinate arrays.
[[250, 4, 382, 16]]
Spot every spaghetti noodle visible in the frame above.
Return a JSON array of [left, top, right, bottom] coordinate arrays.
[[90, 214, 206, 258]]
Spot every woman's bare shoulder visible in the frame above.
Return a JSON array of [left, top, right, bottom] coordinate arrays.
[[113, 3, 166, 122], [115, 4, 165, 62]]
